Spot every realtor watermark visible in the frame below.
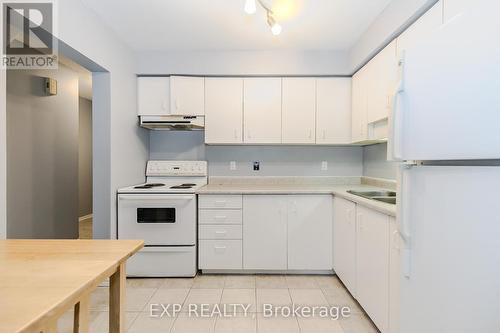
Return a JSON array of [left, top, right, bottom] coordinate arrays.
[[150, 303, 352, 320], [1, 0, 58, 69]]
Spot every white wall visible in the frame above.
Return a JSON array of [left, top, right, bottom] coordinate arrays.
[[363, 143, 397, 180], [150, 131, 363, 177], [7, 65, 80, 238], [0, 0, 149, 239], [136, 50, 351, 75], [55, 0, 150, 239], [349, 0, 439, 71]]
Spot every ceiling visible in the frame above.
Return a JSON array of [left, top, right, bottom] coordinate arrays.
[[81, 0, 393, 51]]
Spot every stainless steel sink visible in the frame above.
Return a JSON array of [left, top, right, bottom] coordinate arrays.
[[372, 197, 397, 205], [347, 190, 396, 198], [347, 190, 397, 205]]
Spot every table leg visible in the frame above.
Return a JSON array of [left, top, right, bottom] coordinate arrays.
[[73, 295, 90, 333], [109, 263, 126, 333]]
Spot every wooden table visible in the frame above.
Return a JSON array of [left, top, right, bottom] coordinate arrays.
[[0, 239, 144, 333]]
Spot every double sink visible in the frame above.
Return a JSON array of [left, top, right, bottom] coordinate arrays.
[[347, 190, 397, 205]]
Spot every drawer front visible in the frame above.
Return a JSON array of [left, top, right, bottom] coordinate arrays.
[[198, 195, 243, 209], [199, 240, 242, 270], [199, 209, 242, 225], [199, 225, 242, 240]]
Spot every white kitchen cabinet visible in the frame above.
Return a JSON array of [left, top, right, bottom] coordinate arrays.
[[243, 195, 288, 270], [287, 195, 332, 270], [388, 216, 400, 333], [351, 67, 368, 143], [170, 76, 205, 116], [282, 78, 316, 144], [366, 40, 398, 124], [316, 78, 352, 144], [199, 240, 242, 270], [397, 1, 443, 59], [356, 205, 390, 333], [137, 77, 170, 116], [333, 197, 357, 295], [204, 78, 243, 144], [244, 78, 282, 144]]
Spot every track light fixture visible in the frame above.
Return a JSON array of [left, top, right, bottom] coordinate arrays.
[[244, 0, 282, 35]]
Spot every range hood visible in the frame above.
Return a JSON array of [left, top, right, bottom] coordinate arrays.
[[139, 115, 205, 130]]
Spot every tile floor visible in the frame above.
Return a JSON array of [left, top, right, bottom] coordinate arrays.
[[57, 274, 379, 333]]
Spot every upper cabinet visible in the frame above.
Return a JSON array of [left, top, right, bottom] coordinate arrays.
[[351, 41, 397, 143], [351, 66, 368, 143], [243, 78, 282, 144], [204, 78, 243, 144], [170, 76, 205, 116], [366, 40, 398, 124], [397, 1, 443, 59], [137, 77, 170, 116], [282, 78, 316, 144], [316, 78, 352, 144]]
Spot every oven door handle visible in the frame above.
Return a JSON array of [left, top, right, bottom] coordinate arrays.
[[118, 195, 194, 201]]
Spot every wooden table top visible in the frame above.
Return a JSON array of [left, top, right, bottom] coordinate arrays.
[[0, 239, 144, 333]]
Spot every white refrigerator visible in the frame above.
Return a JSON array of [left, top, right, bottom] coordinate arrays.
[[389, 1, 500, 332]]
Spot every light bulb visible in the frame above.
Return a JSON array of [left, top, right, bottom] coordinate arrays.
[[271, 22, 282, 35], [244, 0, 256, 14]]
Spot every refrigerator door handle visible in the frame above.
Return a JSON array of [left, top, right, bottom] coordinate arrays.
[[388, 54, 405, 162], [398, 162, 414, 278]]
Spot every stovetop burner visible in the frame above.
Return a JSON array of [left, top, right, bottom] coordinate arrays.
[[134, 183, 165, 189], [170, 184, 194, 189]]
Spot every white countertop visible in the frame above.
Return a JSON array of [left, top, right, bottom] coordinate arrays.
[[196, 183, 396, 216]]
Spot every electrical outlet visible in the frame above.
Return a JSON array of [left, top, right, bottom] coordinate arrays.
[[230, 161, 236, 171], [253, 161, 260, 171], [321, 161, 328, 171]]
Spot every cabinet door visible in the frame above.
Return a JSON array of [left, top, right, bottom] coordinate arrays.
[[333, 197, 357, 295], [243, 78, 281, 144], [243, 195, 287, 270], [287, 195, 332, 270], [170, 76, 205, 115], [356, 205, 390, 333], [366, 40, 398, 124], [137, 77, 170, 116], [204, 78, 243, 144], [351, 67, 368, 143], [316, 78, 352, 144], [282, 78, 316, 144], [397, 1, 443, 59], [388, 216, 400, 333]]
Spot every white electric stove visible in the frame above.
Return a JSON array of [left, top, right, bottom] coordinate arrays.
[[117, 160, 207, 277]]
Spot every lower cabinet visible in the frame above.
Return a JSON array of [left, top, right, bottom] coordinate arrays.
[[333, 197, 357, 296], [388, 216, 400, 333], [333, 196, 396, 333], [243, 195, 288, 270], [288, 195, 332, 270], [356, 205, 390, 333], [199, 240, 243, 270], [199, 194, 333, 272], [198, 195, 243, 270]]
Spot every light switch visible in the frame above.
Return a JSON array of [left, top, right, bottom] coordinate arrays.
[[230, 161, 236, 171], [321, 161, 328, 171]]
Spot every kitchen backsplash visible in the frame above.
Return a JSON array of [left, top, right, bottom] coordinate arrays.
[[149, 131, 363, 177]]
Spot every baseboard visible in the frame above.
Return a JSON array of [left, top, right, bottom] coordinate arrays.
[[78, 214, 93, 223]]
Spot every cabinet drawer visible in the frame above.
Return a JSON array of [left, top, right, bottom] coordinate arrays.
[[198, 195, 242, 209], [199, 225, 242, 240], [199, 240, 242, 270], [199, 209, 242, 225]]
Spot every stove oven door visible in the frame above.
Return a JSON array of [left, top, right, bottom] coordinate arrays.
[[118, 194, 196, 246]]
